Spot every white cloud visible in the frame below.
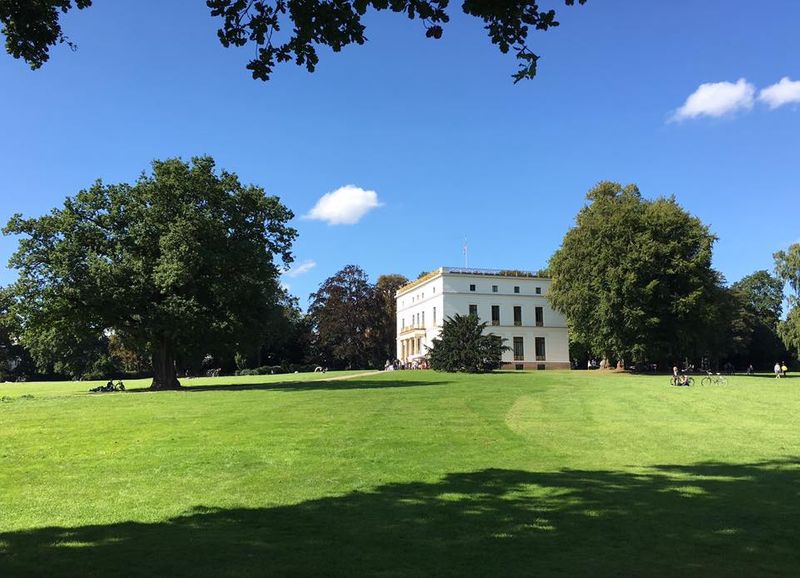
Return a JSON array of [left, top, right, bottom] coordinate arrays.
[[305, 185, 382, 225], [671, 78, 755, 121], [758, 77, 800, 109], [285, 259, 317, 278]]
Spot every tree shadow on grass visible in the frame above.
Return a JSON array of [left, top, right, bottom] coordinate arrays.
[[2, 460, 800, 577], [127, 378, 449, 394]]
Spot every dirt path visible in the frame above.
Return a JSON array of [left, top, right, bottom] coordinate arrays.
[[318, 371, 383, 382]]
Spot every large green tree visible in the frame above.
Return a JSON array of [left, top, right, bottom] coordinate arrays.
[[3, 156, 296, 389], [428, 313, 506, 373], [548, 181, 722, 366], [774, 243, 800, 358], [729, 270, 787, 368], [732, 270, 784, 322], [374, 273, 409, 362], [307, 264, 383, 369], [2, 1, 586, 82], [0, 286, 36, 381], [236, 290, 313, 369]]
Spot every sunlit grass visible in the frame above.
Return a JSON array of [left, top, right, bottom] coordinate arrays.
[[2, 370, 799, 576]]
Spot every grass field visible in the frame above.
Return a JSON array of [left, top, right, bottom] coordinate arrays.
[[1, 369, 799, 577]]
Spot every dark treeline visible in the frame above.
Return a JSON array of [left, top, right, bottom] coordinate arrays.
[[0, 265, 407, 381]]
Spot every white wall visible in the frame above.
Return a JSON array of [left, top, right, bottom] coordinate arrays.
[[396, 275, 444, 359], [396, 271, 570, 367]]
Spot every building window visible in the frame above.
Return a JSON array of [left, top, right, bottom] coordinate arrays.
[[513, 337, 524, 361], [492, 285, 498, 293], [433, 307, 436, 325], [421, 311, 425, 327], [513, 306, 522, 326], [535, 307, 544, 327], [469, 304, 478, 317], [491, 305, 500, 326], [535, 287, 542, 295], [469, 284, 476, 292], [401, 318, 405, 329], [514, 286, 520, 294], [535, 337, 546, 361]]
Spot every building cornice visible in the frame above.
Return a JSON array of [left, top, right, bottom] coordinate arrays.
[[396, 266, 550, 297]]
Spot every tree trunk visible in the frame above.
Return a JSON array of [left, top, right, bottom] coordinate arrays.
[[150, 337, 181, 390]]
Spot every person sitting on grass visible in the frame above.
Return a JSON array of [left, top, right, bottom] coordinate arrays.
[[671, 366, 690, 386]]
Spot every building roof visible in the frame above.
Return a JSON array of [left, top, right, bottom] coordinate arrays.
[[396, 266, 548, 296]]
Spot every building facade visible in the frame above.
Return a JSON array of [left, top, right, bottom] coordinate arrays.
[[396, 267, 570, 370]]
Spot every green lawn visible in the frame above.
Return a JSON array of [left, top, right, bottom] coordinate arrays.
[[1, 370, 799, 577]]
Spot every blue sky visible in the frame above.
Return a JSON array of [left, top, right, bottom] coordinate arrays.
[[1, 0, 798, 306]]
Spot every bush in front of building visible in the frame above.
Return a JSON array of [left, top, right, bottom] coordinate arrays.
[[428, 314, 507, 373]]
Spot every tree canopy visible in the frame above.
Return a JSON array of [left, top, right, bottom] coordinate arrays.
[[548, 181, 722, 366], [774, 244, 800, 357], [2, 0, 587, 82], [374, 273, 409, 361], [428, 313, 506, 372], [307, 264, 382, 369], [725, 270, 787, 368], [307, 267, 408, 368], [3, 156, 296, 389], [731, 270, 784, 324]]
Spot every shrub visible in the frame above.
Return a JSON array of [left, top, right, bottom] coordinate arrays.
[[428, 314, 508, 373]]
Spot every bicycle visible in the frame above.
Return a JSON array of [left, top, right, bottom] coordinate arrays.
[[670, 375, 694, 386], [701, 372, 727, 386]]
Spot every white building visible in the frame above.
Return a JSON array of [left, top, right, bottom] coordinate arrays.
[[396, 267, 570, 370]]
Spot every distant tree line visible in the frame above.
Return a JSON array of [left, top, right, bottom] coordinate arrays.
[[548, 181, 798, 371], [0, 156, 410, 386], [2, 171, 798, 383]]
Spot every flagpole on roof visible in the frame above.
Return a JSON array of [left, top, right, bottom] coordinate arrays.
[[463, 236, 468, 268]]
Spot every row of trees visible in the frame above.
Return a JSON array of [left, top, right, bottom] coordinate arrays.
[[0, 260, 406, 383], [1, 165, 797, 384], [0, 156, 408, 386], [547, 181, 798, 370]]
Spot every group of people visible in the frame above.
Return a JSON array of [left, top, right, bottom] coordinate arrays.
[[89, 380, 125, 393], [385, 358, 428, 371], [671, 362, 790, 381], [582, 358, 624, 370]]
